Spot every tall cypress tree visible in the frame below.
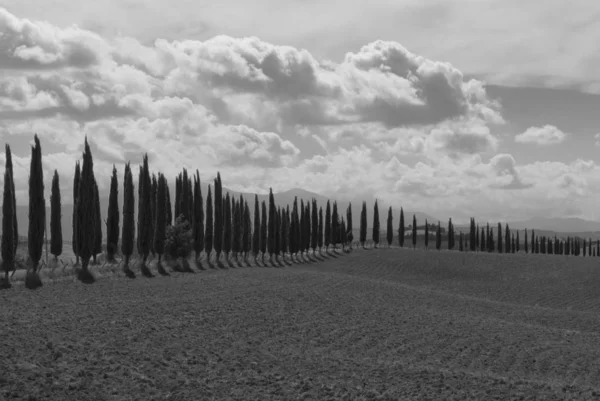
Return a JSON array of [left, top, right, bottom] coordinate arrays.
[[531, 229, 535, 254], [267, 188, 276, 262], [359, 201, 367, 248], [311, 199, 318, 253], [304, 203, 311, 253], [26, 135, 45, 289], [274, 207, 281, 262], [150, 174, 157, 257], [524, 229, 528, 253], [290, 197, 298, 256], [252, 195, 260, 262], [346, 203, 353, 249], [5, 146, 17, 256], [106, 166, 119, 261], [412, 215, 417, 249], [516, 230, 520, 252], [175, 174, 181, 221], [181, 169, 189, 222], [505, 224, 510, 253], [324, 200, 331, 251], [165, 182, 172, 227], [497, 222, 503, 253], [213, 173, 223, 261], [299, 199, 305, 255], [372, 200, 380, 248], [386, 206, 393, 247], [154, 173, 167, 266], [72, 161, 81, 265], [424, 219, 429, 249], [223, 192, 232, 260], [136, 154, 153, 274], [398, 207, 405, 248], [480, 227, 485, 251], [260, 200, 267, 262], [50, 170, 62, 261], [436, 221, 441, 250], [1, 145, 16, 287], [204, 185, 213, 261], [331, 201, 339, 249], [76, 137, 96, 282], [192, 172, 204, 260], [243, 200, 251, 262], [318, 207, 324, 253], [121, 162, 135, 277], [92, 179, 102, 264]]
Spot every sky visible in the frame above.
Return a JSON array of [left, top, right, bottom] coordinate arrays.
[[2, 1, 600, 224]]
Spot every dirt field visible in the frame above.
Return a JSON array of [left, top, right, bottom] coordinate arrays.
[[2, 248, 600, 400]]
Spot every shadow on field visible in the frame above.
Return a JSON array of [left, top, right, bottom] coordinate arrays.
[[193, 260, 206, 271]]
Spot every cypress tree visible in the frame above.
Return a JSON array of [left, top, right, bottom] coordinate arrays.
[[299, 199, 305, 255], [524, 229, 528, 253], [136, 155, 153, 274], [305, 203, 311, 253], [223, 192, 232, 260], [193, 172, 204, 260], [290, 197, 298, 257], [260, 200, 267, 262], [26, 135, 45, 289], [398, 207, 405, 248], [267, 188, 276, 262], [154, 173, 167, 266], [448, 218, 454, 250], [412, 215, 417, 249], [340, 218, 347, 249], [386, 206, 393, 247], [311, 199, 318, 253], [232, 198, 240, 260], [205, 185, 213, 261], [76, 137, 96, 282], [479, 227, 483, 250], [175, 174, 181, 221], [531, 230, 535, 254], [1, 145, 16, 287], [5, 146, 17, 255], [476, 224, 480, 251], [72, 161, 81, 265], [470, 218, 476, 251], [106, 166, 119, 261], [325, 200, 331, 251], [181, 169, 189, 222], [372, 200, 380, 248], [505, 224, 510, 253], [486, 223, 490, 251], [512, 234, 516, 253], [516, 231, 520, 253], [274, 207, 281, 262], [488, 230, 494, 252], [359, 201, 367, 248], [121, 162, 135, 277], [252, 195, 260, 262], [243, 200, 251, 262], [332, 201, 339, 249], [213, 173, 223, 261], [496, 223, 502, 253], [424, 219, 429, 249], [150, 174, 157, 257], [50, 170, 62, 261], [165, 182, 172, 227], [346, 203, 353, 249], [436, 221, 441, 250], [318, 207, 324, 253], [92, 179, 102, 264]]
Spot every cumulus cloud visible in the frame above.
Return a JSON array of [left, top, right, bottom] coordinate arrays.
[[515, 125, 568, 145], [4, 7, 597, 222]]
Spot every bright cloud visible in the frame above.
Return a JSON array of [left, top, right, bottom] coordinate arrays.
[[515, 125, 568, 145]]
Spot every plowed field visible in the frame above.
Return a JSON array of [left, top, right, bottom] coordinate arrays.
[[2, 248, 600, 400]]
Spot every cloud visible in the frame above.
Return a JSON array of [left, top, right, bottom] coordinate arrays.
[[515, 125, 568, 145], [4, 6, 600, 222]]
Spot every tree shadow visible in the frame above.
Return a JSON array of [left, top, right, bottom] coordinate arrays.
[[181, 258, 195, 273], [194, 259, 206, 271], [76, 267, 96, 284]]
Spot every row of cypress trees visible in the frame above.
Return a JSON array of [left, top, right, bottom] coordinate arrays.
[[2, 136, 599, 290]]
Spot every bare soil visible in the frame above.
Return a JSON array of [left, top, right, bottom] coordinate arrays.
[[2, 248, 600, 400]]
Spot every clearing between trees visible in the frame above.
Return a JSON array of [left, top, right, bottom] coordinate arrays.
[[2, 248, 600, 400]]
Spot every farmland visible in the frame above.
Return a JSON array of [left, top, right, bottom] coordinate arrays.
[[2, 247, 600, 400]]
